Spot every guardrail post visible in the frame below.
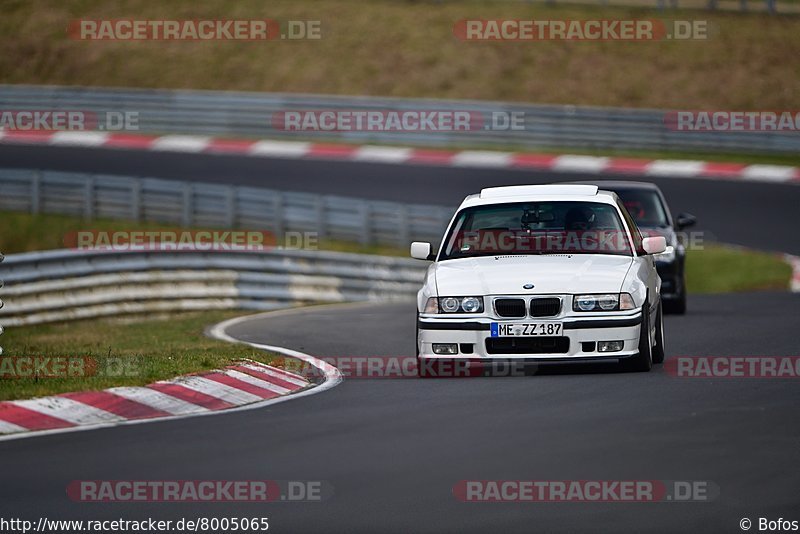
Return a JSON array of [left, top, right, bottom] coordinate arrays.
[[359, 201, 371, 246], [131, 178, 141, 222], [83, 175, 95, 221], [225, 186, 236, 228], [273, 192, 285, 239], [314, 196, 326, 240], [398, 204, 410, 248], [182, 182, 192, 227], [31, 170, 41, 214]]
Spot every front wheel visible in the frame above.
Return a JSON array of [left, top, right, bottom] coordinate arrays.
[[652, 302, 665, 364]]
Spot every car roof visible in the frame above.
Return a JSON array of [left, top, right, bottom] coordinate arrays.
[[460, 184, 619, 209]]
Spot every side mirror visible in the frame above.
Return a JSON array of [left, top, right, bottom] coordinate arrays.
[[642, 236, 667, 255], [675, 212, 696, 230], [410, 241, 434, 261]]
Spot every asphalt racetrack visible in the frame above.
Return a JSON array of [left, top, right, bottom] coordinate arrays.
[[0, 145, 798, 533]]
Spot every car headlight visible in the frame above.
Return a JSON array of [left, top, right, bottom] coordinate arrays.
[[441, 297, 460, 313], [461, 296, 482, 313], [572, 293, 635, 312], [654, 245, 676, 262], [424, 297, 484, 314]]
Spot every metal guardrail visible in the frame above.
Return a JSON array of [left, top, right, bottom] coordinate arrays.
[[432, 0, 795, 14], [0, 248, 426, 326], [1, 85, 797, 154], [0, 168, 452, 248]]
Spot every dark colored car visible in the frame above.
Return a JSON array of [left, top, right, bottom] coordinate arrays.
[[574, 181, 696, 314]]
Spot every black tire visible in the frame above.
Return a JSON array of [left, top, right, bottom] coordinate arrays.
[[622, 300, 653, 372], [652, 302, 665, 364]]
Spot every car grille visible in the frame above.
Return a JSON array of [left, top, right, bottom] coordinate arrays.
[[494, 298, 526, 318], [485, 337, 570, 355], [530, 297, 561, 317]]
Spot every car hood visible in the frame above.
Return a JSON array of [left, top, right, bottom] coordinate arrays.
[[434, 254, 633, 295]]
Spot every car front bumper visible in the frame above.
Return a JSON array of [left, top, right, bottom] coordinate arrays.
[[417, 312, 642, 361]]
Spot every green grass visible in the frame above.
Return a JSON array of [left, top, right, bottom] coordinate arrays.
[[1, 1, 798, 165], [0, 0, 798, 111], [685, 243, 792, 293], [0, 211, 170, 254], [0, 310, 281, 401]]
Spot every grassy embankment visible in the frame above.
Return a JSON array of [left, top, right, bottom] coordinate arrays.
[[0, 0, 798, 164]]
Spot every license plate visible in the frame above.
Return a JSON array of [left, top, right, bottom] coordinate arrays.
[[490, 322, 563, 337]]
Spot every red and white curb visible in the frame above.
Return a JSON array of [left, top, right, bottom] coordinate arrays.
[[1, 130, 798, 185], [0, 361, 307, 438], [0, 311, 342, 441]]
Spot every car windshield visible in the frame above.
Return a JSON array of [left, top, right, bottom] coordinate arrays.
[[614, 189, 670, 228], [439, 201, 633, 260]]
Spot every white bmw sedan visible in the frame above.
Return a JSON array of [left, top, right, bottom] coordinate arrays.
[[411, 184, 667, 374]]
